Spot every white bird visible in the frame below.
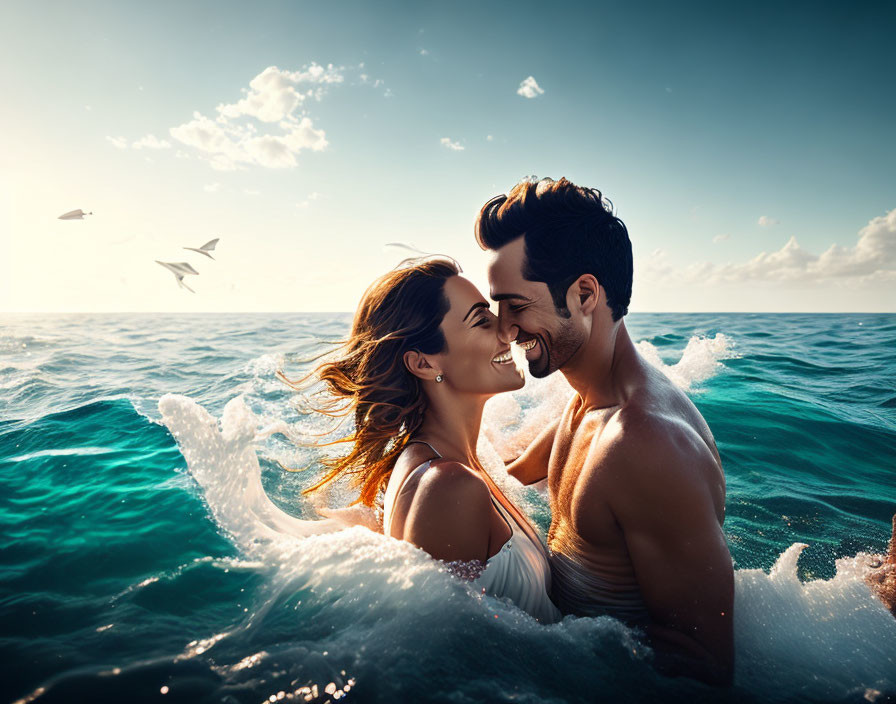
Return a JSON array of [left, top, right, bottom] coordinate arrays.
[[156, 260, 200, 293], [384, 242, 463, 272], [58, 209, 93, 220], [384, 242, 426, 255], [184, 238, 219, 259]]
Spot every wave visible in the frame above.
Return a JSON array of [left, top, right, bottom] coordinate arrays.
[[636, 333, 737, 391], [7, 320, 895, 702], [480, 333, 737, 465], [149, 393, 896, 702]]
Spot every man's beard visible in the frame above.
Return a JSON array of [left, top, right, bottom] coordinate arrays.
[[529, 317, 584, 378]]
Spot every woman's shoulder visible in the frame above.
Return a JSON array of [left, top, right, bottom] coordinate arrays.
[[392, 444, 487, 501], [404, 461, 493, 563], [415, 460, 490, 501]]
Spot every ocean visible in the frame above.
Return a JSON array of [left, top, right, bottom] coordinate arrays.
[[1, 312, 895, 703]]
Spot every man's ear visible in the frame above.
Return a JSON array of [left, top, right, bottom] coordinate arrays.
[[404, 349, 438, 381], [567, 274, 600, 316]]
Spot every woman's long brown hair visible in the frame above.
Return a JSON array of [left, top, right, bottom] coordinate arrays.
[[278, 258, 459, 507]]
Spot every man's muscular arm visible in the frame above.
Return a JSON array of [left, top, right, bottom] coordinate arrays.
[[505, 416, 560, 485], [604, 418, 734, 685]]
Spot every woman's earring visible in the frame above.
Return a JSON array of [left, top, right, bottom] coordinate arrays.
[[435, 374, 444, 383]]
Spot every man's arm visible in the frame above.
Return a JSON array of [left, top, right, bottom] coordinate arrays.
[[605, 421, 734, 685], [505, 416, 560, 485]]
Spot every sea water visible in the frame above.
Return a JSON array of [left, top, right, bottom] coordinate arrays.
[[1, 312, 894, 703]]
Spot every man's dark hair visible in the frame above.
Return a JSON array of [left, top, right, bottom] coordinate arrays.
[[474, 177, 632, 321]]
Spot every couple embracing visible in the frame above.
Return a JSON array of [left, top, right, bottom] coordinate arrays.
[[301, 177, 735, 685]]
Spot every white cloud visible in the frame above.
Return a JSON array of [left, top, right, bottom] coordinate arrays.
[[713, 234, 730, 243], [358, 71, 388, 94], [419, 48, 429, 56], [813, 208, 896, 278], [486, 134, 494, 142], [517, 76, 544, 99], [758, 215, 779, 227], [645, 208, 896, 285], [204, 183, 221, 193], [243, 188, 260, 195], [168, 64, 353, 171], [170, 108, 327, 171], [216, 64, 342, 122], [440, 137, 465, 151], [132, 134, 171, 150], [296, 191, 321, 209], [108, 133, 172, 151]]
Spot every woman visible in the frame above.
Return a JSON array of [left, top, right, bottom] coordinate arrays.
[[288, 257, 560, 623]]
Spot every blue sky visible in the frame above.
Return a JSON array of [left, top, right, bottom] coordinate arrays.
[[1, 0, 894, 312]]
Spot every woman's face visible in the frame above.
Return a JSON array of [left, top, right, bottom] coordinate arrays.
[[432, 275, 524, 395]]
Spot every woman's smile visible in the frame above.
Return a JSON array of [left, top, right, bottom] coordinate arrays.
[[491, 347, 514, 365]]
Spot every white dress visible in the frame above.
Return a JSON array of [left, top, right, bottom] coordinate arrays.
[[383, 443, 560, 624]]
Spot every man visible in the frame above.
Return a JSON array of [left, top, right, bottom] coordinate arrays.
[[475, 177, 735, 685]]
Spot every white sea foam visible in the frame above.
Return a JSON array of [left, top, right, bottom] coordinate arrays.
[[159, 394, 351, 556], [734, 544, 896, 698], [157, 330, 896, 698], [636, 333, 737, 391], [482, 333, 736, 462]]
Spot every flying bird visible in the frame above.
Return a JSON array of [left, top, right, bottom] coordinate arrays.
[[384, 242, 463, 272], [58, 209, 93, 220], [384, 242, 426, 255], [184, 238, 219, 259], [156, 260, 200, 293]]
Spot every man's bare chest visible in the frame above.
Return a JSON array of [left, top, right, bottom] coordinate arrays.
[[547, 403, 618, 517], [545, 414, 630, 555]]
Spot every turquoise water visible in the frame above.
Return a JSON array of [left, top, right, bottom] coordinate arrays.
[[1, 312, 895, 703]]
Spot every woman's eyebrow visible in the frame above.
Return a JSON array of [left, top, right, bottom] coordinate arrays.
[[463, 302, 489, 322]]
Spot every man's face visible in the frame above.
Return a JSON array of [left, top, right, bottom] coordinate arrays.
[[487, 238, 585, 378]]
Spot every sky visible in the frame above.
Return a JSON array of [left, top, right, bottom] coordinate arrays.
[[1, 0, 894, 313]]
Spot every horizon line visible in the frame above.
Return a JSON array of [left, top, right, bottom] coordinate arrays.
[[1, 310, 893, 316]]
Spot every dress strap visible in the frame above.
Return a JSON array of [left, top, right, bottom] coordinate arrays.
[[405, 439, 442, 458], [385, 458, 434, 534], [488, 493, 516, 538]]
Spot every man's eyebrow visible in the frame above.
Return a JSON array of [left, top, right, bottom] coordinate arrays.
[[463, 302, 490, 322], [490, 293, 531, 302]]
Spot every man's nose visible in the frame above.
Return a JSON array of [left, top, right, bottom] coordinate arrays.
[[496, 311, 518, 345]]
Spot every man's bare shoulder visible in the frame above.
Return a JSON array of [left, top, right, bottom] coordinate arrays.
[[585, 400, 720, 493]]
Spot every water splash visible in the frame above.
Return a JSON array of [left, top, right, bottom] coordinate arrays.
[[636, 333, 737, 391], [158, 391, 896, 700], [481, 333, 736, 463], [734, 544, 896, 698]]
